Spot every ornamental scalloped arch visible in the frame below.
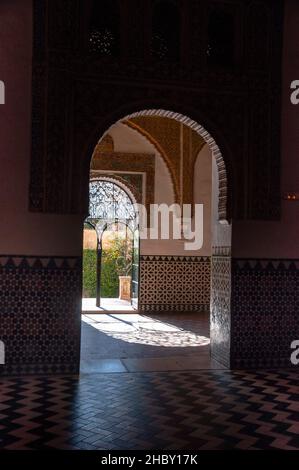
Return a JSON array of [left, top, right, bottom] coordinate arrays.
[[86, 176, 139, 239], [80, 107, 232, 223], [89, 174, 139, 209]]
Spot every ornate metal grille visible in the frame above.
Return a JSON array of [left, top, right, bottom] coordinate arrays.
[[87, 180, 136, 236]]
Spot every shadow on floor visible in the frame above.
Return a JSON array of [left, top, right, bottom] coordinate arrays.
[[80, 312, 225, 373]]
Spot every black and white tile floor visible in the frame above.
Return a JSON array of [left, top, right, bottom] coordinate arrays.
[[0, 369, 298, 450]]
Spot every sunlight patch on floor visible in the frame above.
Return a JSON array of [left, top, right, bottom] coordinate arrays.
[[82, 314, 210, 347]]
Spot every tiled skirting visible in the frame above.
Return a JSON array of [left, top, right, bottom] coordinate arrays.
[[139, 255, 211, 312], [0, 255, 82, 375], [1, 254, 297, 375], [231, 258, 299, 368]]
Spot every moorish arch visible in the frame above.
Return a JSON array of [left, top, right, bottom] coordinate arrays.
[[86, 109, 232, 368], [77, 105, 234, 223]]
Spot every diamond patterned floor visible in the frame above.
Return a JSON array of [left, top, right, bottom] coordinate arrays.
[[0, 369, 298, 450]]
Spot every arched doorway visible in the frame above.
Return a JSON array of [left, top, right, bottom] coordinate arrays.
[[82, 179, 139, 312], [80, 108, 232, 371]]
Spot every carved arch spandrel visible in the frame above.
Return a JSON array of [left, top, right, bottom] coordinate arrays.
[[124, 109, 229, 222], [123, 119, 180, 205]]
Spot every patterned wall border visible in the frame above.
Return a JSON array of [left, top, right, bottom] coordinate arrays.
[[139, 255, 211, 312], [212, 246, 231, 256], [233, 258, 299, 270], [0, 255, 81, 270], [0, 255, 82, 376], [140, 255, 211, 262]]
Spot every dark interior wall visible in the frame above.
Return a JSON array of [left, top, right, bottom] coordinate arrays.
[[1, 0, 297, 373], [28, 0, 285, 371], [0, 0, 82, 374], [230, 0, 299, 368], [233, 0, 299, 259], [0, 0, 83, 256], [0, 0, 32, 226]]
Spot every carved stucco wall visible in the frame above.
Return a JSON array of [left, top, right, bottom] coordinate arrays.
[[91, 118, 207, 212], [29, 0, 283, 223], [124, 116, 206, 208]]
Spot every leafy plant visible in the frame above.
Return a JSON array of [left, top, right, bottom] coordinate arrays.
[[82, 233, 133, 299], [113, 235, 133, 277], [82, 249, 97, 298]]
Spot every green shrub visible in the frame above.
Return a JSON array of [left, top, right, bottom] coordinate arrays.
[[82, 235, 132, 298], [101, 251, 120, 298], [82, 249, 97, 298]]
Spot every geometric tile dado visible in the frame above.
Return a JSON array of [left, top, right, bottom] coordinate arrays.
[[140, 255, 211, 312], [0, 255, 81, 376], [1, 254, 297, 374], [231, 258, 299, 369]]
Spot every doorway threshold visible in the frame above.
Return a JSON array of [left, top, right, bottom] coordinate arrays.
[[82, 297, 134, 313]]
